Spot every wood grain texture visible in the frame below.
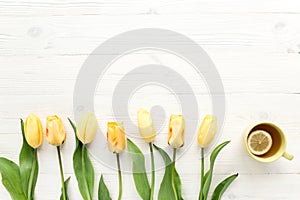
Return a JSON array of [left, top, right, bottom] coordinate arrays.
[[0, 0, 300, 199]]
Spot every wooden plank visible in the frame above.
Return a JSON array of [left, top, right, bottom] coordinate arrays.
[[0, 0, 299, 16], [0, 14, 299, 55]]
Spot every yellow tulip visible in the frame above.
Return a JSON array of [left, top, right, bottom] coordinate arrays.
[[76, 112, 98, 144], [198, 114, 218, 148], [107, 122, 126, 153], [138, 108, 156, 143], [46, 115, 66, 146], [24, 114, 43, 148], [168, 114, 185, 148]]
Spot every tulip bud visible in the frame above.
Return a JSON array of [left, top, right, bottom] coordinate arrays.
[[138, 108, 156, 143], [107, 122, 126, 153], [46, 115, 66, 146], [24, 114, 44, 148], [76, 112, 98, 144], [197, 114, 218, 148], [168, 115, 185, 148]]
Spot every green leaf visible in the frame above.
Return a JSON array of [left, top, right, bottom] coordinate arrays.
[[199, 170, 209, 200], [98, 175, 112, 200], [127, 139, 150, 200], [203, 171, 209, 187], [174, 169, 183, 200], [153, 144, 183, 200], [199, 171, 210, 200], [68, 118, 79, 147], [19, 119, 39, 200], [0, 158, 27, 200], [68, 118, 94, 200], [202, 141, 230, 200], [212, 173, 238, 200], [60, 177, 71, 200]]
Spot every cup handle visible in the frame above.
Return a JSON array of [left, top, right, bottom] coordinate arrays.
[[282, 152, 294, 160]]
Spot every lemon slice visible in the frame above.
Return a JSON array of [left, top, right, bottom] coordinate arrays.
[[248, 130, 272, 155]]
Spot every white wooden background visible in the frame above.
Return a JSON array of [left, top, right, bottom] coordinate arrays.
[[0, 0, 300, 199]]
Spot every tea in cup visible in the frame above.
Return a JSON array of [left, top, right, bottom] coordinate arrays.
[[243, 122, 293, 162]]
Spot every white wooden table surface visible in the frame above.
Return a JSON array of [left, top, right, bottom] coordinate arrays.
[[0, 0, 300, 199]]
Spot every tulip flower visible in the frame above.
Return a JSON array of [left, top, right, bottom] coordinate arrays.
[[24, 114, 44, 149], [46, 115, 68, 200], [137, 108, 156, 199], [107, 122, 126, 154], [198, 114, 218, 200], [198, 114, 218, 148], [107, 122, 126, 200], [168, 114, 185, 200], [23, 114, 43, 199], [138, 108, 156, 143], [46, 115, 66, 146], [168, 114, 185, 148], [76, 112, 98, 144], [68, 116, 97, 200]]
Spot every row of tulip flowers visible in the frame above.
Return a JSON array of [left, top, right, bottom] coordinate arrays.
[[0, 109, 238, 200]]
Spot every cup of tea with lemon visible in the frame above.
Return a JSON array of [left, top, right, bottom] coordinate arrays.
[[243, 122, 293, 162]]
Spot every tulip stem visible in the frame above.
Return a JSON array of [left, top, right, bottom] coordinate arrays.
[[57, 146, 66, 200], [116, 153, 122, 200], [172, 148, 178, 200], [27, 148, 37, 200], [199, 148, 205, 200], [149, 142, 155, 200], [82, 145, 92, 200]]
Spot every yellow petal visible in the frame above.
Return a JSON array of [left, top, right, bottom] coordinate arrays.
[[197, 115, 218, 148], [138, 108, 156, 143], [168, 114, 185, 148], [107, 122, 126, 153], [76, 112, 98, 144], [24, 114, 43, 148], [46, 115, 66, 146]]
